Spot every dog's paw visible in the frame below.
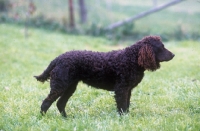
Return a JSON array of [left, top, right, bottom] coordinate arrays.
[[40, 110, 46, 116], [61, 111, 67, 117]]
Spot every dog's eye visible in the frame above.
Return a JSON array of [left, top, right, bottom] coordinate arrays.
[[158, 43, 164, 49], [155, 44, 164, 53]]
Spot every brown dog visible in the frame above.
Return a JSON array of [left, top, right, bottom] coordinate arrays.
[[35, 36, 174, 117]]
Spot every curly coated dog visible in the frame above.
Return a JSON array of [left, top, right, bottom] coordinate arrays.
[[35, 36, 174, 117]]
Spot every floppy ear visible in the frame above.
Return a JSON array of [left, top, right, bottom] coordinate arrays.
[[138, 44, 157, 71]]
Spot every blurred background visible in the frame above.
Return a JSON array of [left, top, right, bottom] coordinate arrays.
[[0, 0, 200, 42]]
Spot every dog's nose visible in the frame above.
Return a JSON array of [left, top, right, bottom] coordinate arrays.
[[172, 53, 175, 58]]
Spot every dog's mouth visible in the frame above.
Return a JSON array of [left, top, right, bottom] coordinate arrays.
[[161, 53, 175, 62], [157, 52, 175, 62]]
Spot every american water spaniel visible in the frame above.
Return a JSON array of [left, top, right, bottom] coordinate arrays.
[[34, 36, 174, 117]]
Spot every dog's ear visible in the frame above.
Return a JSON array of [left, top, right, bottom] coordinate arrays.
[[138, 44, 158, 71]]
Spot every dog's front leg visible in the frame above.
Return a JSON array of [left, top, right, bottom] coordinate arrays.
[[127, 90, 132, 112], [114, 86, 129, 115]]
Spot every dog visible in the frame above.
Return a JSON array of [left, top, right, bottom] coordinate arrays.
[[34, 36, 174, 117]]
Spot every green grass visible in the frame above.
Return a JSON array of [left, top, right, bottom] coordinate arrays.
[[0, 24, 200, 131]]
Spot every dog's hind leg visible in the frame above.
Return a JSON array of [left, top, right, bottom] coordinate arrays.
[[56, 82, 78, 117], [40, 79, 65, 116]]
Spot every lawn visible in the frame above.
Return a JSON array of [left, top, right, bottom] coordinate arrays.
[[0, 24, 200, 131]]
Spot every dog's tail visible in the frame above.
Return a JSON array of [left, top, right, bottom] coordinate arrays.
[[34, 59, 57, 83]]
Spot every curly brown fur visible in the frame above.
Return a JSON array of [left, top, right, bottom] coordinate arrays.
[[35, 35, 174, 117], [138, 43, 158, 71]]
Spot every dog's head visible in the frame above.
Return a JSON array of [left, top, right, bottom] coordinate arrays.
[[138, 36, 174, 71]]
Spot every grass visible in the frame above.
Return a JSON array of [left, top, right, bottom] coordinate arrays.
[[0, 23, 200, 131]]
